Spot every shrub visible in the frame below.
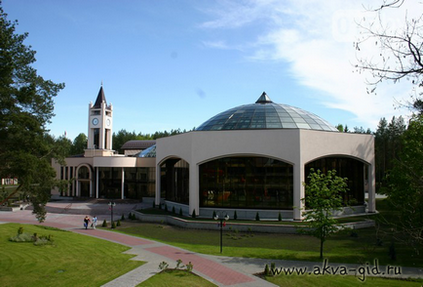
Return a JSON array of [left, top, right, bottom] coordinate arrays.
[[176, 259, 184, 269], [389, 241, 397, 260], [278, 212, 282, 222], [186, 261, 193, 272], [233, 210, 237, 220], [116, 220, 121, 227], [121, 214, 125, 221], [255, 212, 260, 221], [158, 204, 162, 210], [212, 210, 216, 219], [264, 264, 270, 276], [102, 219, 107, 227], [111, 221, 116, 229], [172, 206, 176, 214], [153, 201, 156, 208], [165, 204, 168, 212], [271, 262, 276, 274], [159, 261, 169, 270], [131, 213, 136, 220], [18, 227, 24, 235], [191, 209, 196, 218], [179, 208, 183, 216], [9, 233, 33, 242]]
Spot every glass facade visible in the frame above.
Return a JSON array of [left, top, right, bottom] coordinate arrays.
[[124, 167, 156, 199], [200, 157, 293, 209], [305, 157, 366, 205], [98, 167, 156, 199], [196, 98, 338, 132], [160, 159, 189, 204], [98, 167, 122, 199]]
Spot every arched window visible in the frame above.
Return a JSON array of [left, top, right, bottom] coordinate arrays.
[[305, 157, 367, 205], [160, 158, 189, 204], [200, 157, 293, 209]]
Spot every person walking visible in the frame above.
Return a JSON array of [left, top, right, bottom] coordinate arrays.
[[91, 215, 98, 229], [83, 215, 90, 230]]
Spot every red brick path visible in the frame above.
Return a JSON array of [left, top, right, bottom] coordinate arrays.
[[146, 245, 255, 285]]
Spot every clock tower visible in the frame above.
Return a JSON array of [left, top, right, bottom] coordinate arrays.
[[85, 85, 114, 157]]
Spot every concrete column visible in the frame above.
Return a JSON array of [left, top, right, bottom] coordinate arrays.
[[189, 162, 199, 217], [96, 168, 99, 199], [155, 163, 161, 205], [293, 163, 304, 221], [367, 164, 376, 213], [121, 167, 125, 199]]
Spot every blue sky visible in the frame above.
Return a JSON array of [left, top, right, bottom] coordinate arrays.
[[3, 0, 419, 140]]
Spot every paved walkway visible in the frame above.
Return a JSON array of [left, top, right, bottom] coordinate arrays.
[[1, 201, 422, 286]]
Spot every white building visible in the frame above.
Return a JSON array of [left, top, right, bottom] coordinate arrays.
[[52, 88, 375, 221]]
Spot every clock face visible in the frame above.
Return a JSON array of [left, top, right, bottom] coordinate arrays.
[[106, 119, 111, 126], [92, 118, 99, 126]]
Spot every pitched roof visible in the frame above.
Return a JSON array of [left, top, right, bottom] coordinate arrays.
[[93, 86, 107, 108], [121, 140, 156, 150]]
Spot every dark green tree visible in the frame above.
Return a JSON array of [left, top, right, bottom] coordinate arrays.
[[302, 169, 348, 259], [69, 133, 87, 155], [0, 3, 65, 222], [386, 114, 423, 248]]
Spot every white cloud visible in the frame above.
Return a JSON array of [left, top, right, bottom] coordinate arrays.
[[200, 0, 420, 128]]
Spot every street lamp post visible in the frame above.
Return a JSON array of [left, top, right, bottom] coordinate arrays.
[[108, 201, 116, 228], [214, 213, 229, 253]]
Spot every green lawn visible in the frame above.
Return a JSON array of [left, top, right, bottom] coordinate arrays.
[[114, 221, 422, 268], [138, 269, 216, 287], [265, 274, 423, 286], [114, 199, 422, 268], [0, 223, 144, 287]]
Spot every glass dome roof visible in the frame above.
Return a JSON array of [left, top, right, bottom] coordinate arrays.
[[135, 144, 156, 158], [196, 92, 338, 132]]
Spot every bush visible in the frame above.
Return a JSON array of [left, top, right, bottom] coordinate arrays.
[[172, 206, 175, 214], [389, 241, 397, 260], [102, 219, 107, 227], [212, 211, 216, 219], [255, 212, 260, 221], [159, 261, 169, 270], [18, 227, 24, 235], [9, 233, 33, 242], [121, 214, 125, 221], [191, 209, 196, 218], [153, 201, 156, 208], [234, 211, 237, 220], [264, 264, 270, 276], [186, 261, 193, 272], [111, 221, 116, 229], [165, 204, 168, 212], [179, 208, 183, 216], [278, 212, 282, 222], [116, 220, 121, 227], [131, 213, 136, 220], [128, 212, 132, 219]]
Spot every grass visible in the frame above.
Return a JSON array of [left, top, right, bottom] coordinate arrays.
[[113, 222, 422, 267], [264, 274, 423, 286], [137, 269, 216, 287], [113, 199, 423, 268], [0, 223, 144, 287]]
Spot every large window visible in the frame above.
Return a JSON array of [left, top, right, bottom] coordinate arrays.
[[200, 157, 293, 209], [124, 167, 156, 199], [98, 167, 122, 199], [160, 159, 189, 204], [305, 157, 366, 205]]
